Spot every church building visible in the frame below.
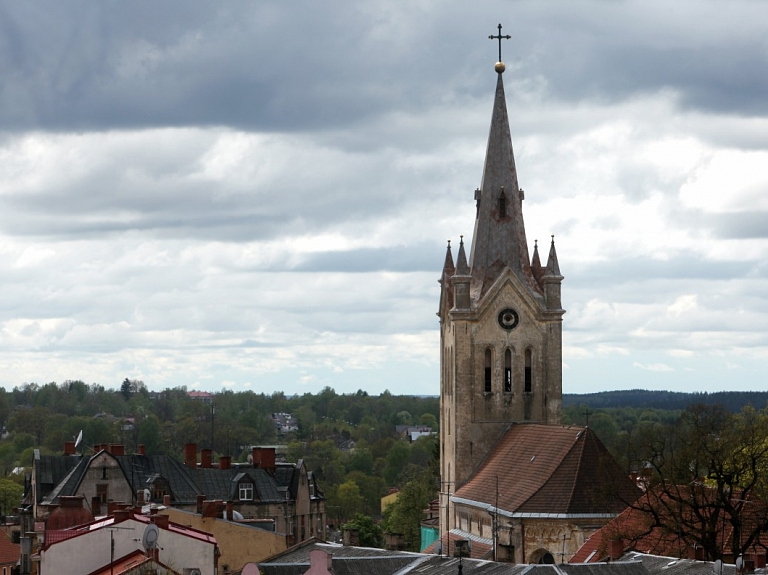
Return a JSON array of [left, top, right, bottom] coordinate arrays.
[[435, 31, 639, 563]]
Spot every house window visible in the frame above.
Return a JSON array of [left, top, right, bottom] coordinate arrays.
[[504, 349, 512, 392], [96, 484, 108, 504], [524, 349, 532, 393], [484, 348, 492, 393], [240, 482, 254, 501]]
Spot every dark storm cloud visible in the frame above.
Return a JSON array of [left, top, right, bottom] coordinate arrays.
[[0, 1, 474, 132], [3, 1, 766, 135]]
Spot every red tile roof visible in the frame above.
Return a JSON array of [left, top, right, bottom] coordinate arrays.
[[454, 424, 640, 516], [0, 535, 20, 566], [571, 488, 768, 563]]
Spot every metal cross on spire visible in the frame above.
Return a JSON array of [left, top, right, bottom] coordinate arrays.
[[489, 23, 511, 63]]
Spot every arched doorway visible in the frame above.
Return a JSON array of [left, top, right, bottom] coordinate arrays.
[[529, 548, 555, 564]]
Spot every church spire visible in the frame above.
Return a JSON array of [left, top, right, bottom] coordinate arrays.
[[545, 235, 562, 277], [468, 58, 540, 301]]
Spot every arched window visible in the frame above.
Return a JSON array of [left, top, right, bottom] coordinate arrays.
[[504, 349, 512, 392], [524, 349, 532, 393], [499, 189, 507, 218], [484, 348, 492, 393]]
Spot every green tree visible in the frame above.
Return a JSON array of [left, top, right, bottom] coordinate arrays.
[[383, 440, 410, 486], [138, 415, 162, 455], [0, 478, 23, 514], [419, 413, 437, 430], [383, 466, 437, 551], [335, 480, 365, 521], [342, 513, 383, 548], [120, 378, 132, 401]]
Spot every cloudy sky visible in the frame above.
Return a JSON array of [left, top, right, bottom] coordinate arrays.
[[0, 1, 767, 396]]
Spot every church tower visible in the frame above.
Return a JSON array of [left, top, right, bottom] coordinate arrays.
[[438, 33, 565, 532]]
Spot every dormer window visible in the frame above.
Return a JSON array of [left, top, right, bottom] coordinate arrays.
[[146, 474, 169, 502], [239, 482, 254, 501]]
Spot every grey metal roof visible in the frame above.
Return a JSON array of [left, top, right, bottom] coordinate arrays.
[[34, 455, 82, 503], [192, 468, 283, 503], [260, 542, 658, 575], [116, 454, 202, 504], [618, 553, 765, 575], [558, 563, 650, 575]]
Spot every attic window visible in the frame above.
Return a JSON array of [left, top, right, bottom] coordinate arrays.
[[240, 482, 254, 501], [499, 189, 507, 218]]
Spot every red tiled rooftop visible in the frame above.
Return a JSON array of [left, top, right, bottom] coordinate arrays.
[[454, 424, 640, 515], [571, 488, 768, 563], [0, 536, 20, 566]]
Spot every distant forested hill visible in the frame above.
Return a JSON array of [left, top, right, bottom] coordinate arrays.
[[564, 390, 768, 412]]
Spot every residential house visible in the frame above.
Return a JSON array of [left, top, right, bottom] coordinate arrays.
[[25, 443, 326, 548], [39, 509, 217, 575], [160, 506, 286, 574]]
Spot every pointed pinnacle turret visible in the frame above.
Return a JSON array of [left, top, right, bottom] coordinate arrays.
[[545, 235, 562, 278], [468, 67, 540, 301], [442, 240, 455, 275], [531, 239, 546, 284], [455, 236, 470, 276], [531, 239, 541, 268]]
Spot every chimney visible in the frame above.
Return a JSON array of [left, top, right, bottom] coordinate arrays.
[[219, 456, 232, 470], [753, 554, 766, 569], [184, 443, 197, 468], [261, 448, 276, 474], [63, 441, 76, 455], [202, 500, 225, 518], [609, 539, 625, 560], [252, 447, 262, 468], [343, 528, 360, 547], [138, 444, 146, 456], [201, 449, 212, 469], [91, 496, 101, 516], [113, 509, 131, 522], [152, 514, 169, 529], [688, 546, 704, 561], [137, 490, 145, 506], [107, 501, 119, 515], [226, 501, 233, 521], [163, 494, 171, 507], [196, 494, 205, 514], [61, 496, 84, 509], [308, 550, 333, 575], [108, 444, 125, 456]]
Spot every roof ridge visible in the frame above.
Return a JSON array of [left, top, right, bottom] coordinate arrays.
[[564, 428, 589, 511], [43, 457, 88, 505]]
